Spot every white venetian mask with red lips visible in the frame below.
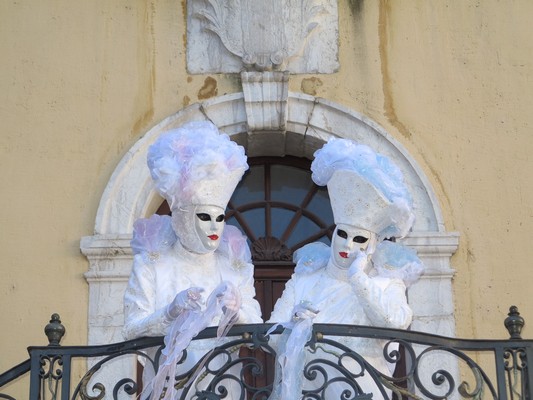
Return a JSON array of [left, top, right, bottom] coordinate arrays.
[[172, 204, 225, 254], [331, 224, 376, 269], [194, 205, 225, 251]]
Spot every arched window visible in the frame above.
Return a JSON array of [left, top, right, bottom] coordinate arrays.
[[229, 156, 334, 258]]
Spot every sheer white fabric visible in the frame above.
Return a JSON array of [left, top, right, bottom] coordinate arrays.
[[143, 282, 241, 400]]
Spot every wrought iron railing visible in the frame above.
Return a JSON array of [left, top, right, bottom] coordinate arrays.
[[0, 306, 530, 399]]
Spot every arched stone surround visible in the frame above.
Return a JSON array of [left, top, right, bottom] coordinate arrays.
[[80, 92, 459, 389]]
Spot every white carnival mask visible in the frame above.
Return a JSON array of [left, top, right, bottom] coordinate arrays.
[[172, 205, 225, 254], [331, 224, 376, 269]]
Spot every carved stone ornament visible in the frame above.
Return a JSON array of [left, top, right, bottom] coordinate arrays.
[[187, 0, 339, 73], [252, 236, 293, 261]]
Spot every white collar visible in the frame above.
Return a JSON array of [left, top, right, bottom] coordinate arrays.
[[325, 258, 350, 282], [172, 239, 216, 265]]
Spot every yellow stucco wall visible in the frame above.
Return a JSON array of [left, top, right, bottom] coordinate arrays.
[[1, 0, 532, 393]]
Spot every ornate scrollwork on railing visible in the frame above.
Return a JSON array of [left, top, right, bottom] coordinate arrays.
[[1, 309, 532, 400], [504, 348, 528, 399], [72, 346, 165, 400], [171, 331, 275, 399], [38, 354, 63, 399], [76, 357, 129, 398], [411, 345, 498, 400], [68, 328, 276, 400], [300, 339, 390, 399]]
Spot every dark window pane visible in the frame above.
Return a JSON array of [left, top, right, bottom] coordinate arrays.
[[270, 165, 312, 205], [286, 217, 325, 248], [270, 208, 294, 239], [307, 187, 333, 222], [238, 208, 265, 238], [231, 165, 265, 205]]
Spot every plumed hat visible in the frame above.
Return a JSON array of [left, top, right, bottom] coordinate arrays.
[[311, 138, 414, 239], [147, 121, 248, 210]]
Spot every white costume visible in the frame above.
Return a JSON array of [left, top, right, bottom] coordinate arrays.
[[123, 216, 262, 344], [122, 122, 262, 400], [268, 138, 424, 400]]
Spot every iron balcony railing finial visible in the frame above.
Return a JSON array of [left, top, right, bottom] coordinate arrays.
[[505, 306, 525, 340], [44, 313, 65, 347]]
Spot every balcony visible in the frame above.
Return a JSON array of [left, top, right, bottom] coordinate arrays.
[[0, 306, 530, 399]]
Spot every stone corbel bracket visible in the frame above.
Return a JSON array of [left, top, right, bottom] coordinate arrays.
[[241, 70, 290, 156]]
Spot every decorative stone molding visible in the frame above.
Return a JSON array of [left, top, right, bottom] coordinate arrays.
[[187, 0, 339, 73], [242, 71, 289, 132], [401, 232, 459, 334], [241, 70, 290, 155]]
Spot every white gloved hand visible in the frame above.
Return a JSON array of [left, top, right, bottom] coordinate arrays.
[[165, 287, 204, 319], [218, 282, 242, 314], [348, 251, 370, 279], [291, 301, 319, 322]]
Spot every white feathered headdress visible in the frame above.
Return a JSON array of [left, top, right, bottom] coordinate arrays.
[[147, 121, 248, 210]]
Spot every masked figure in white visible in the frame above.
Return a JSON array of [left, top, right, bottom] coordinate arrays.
[[122, 121, 262, 399], [268, 138, 424, 400]]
